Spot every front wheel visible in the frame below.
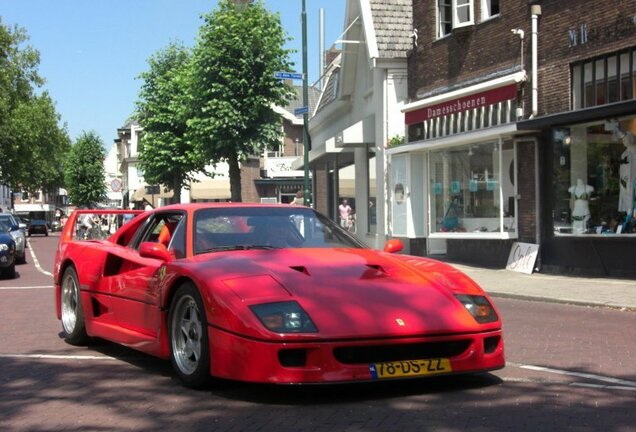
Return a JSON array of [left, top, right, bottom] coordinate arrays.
[[60, 266, 88, 345], [168, 283, 211, 389], [3, 262, 15, 279]]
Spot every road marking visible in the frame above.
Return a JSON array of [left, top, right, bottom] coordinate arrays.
[[0, 285, 52, 290], [27, 238, 53, 277], [571, 382, 636, 392], [0, 353, 119, 361], [517, 363, 636, 387]]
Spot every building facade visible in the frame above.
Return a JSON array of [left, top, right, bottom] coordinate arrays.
[[387, 0, 636, 277], [300, 0, 412, 249]]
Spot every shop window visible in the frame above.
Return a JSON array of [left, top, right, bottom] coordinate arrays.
[[367, 150, 377, 234], [429, 141, 516, 235], [551, 119, 636, 236], [572, 48, 635, 110], [437, 0, 474, 38], [338, 164, 356, 232]]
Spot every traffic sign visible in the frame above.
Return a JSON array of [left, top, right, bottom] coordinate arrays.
[[274, 71, 304, 80], [294, 106, 309, 116]]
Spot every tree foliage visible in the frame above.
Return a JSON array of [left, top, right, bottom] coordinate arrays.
[[0, 19, 43, 187], [187, 0, 295, 201], [8, 93, 71, 195], [64, 132, 107, 208], [136, 42, 204, 202], [0, 19, 69, 197]]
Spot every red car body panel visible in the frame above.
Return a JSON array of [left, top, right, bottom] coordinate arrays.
[[54, 204, 505, 384]]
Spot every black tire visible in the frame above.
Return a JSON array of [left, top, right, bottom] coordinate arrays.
[[5, 262, 15, 279], [60, 266, 89, 345], [16, 253, 26, 265], [168, 283, 211, 389]]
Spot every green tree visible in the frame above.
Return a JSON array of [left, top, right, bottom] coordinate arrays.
[[188, 0, 295, 202], [8, 93, 71, 196], [0, 19, 44, 188], [136, 42, 204, 202], [64, 132, 107, 208]]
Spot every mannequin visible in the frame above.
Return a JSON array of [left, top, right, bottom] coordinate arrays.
[[618, 132, 636, 214], [568, 178, 594, 233]]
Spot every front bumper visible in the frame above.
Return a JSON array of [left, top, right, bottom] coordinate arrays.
[[208, 326, 505, 384]]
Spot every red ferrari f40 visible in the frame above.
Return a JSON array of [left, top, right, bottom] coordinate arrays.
[[54, 204, 504, 388]]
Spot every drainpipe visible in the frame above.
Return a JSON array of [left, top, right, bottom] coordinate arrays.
[[530, 3, 542, 118]]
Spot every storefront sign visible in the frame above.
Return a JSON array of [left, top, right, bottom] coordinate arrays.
[[405, 84, 517, 125], [567, 16, 636, 49], [506, 242, 539, 274]]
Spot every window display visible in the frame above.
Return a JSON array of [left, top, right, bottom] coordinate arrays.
[[429, 140, 516, 236], [552, 118, 636, 235]]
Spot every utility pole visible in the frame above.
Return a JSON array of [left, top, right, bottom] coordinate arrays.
[[302, 0, 312, 206]]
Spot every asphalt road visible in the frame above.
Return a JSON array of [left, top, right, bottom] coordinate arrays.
[[0, 234, 634, 431]]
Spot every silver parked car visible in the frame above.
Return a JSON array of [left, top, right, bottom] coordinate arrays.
[[0, 213, 27, 264]]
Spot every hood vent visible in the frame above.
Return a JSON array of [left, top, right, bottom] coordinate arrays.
[[290, 265, 310, 276], [362, 264, 388, 279]]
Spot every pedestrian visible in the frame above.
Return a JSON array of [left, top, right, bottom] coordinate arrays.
[[291, 190, 304, 205], [339, 199, 352, 229], [78, 212, 93, 239]]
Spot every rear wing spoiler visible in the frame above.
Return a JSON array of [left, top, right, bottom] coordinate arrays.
[[60, 209, 145, 243]]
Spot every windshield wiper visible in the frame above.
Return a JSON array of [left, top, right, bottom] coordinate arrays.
[[200, 244, 278, 253]]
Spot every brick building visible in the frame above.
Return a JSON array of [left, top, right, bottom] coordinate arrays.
[[387, 0, 636, 277]]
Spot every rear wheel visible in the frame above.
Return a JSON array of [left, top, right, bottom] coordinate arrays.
[[168, 283, 211, 389], [60, 266, 88, 345]]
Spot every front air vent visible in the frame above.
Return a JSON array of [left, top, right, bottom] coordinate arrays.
[[333, 340, 471, 364]]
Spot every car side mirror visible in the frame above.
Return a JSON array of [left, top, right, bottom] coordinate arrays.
[[383, 239, 404, 254], [10, 224, 19, 232], [139, 242, 173, 262]]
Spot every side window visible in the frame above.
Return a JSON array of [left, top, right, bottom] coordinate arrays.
[[169, 217, 186, 259], [137, 213, 184, 254]]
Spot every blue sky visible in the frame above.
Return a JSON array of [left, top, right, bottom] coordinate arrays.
[[1, 0, 345, 150]]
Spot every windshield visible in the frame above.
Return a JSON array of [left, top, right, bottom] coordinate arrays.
[[0, 215, 16, 230], [0, 220, 10, 233], [193, 207, 365, 254]]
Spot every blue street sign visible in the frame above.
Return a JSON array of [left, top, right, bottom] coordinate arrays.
[[274, 71, 304, 80], [294, 106, 309, 116]]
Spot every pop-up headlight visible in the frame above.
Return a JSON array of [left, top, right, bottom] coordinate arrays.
[[250, 301, 317, 333], [455, 294, 498, 323]]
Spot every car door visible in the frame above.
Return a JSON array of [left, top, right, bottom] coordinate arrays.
[[104, 212, 185, 337]]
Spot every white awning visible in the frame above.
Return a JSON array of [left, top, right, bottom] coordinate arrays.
[[189, 179, 231, 200], [131, 186, 174, 204]]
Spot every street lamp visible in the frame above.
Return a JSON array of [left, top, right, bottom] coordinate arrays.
[[301, 0, 312, 207]]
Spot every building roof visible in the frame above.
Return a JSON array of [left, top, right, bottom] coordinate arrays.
[[369, 0, 413, 59], [315, 55, 341, 114], [283, 85, 321, 116]]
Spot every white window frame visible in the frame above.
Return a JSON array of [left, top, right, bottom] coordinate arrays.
[[437, 0, 474, 39], [454, 0, 474, 29], [437, 0, 452, 38], [481, 0, 500, 22]]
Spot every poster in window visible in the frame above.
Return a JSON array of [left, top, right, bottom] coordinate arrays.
[[433, 182, 442, 195]]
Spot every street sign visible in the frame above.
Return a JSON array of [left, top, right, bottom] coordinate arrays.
[[294, 106, 309, 116], [274, 71, 304, 80]]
